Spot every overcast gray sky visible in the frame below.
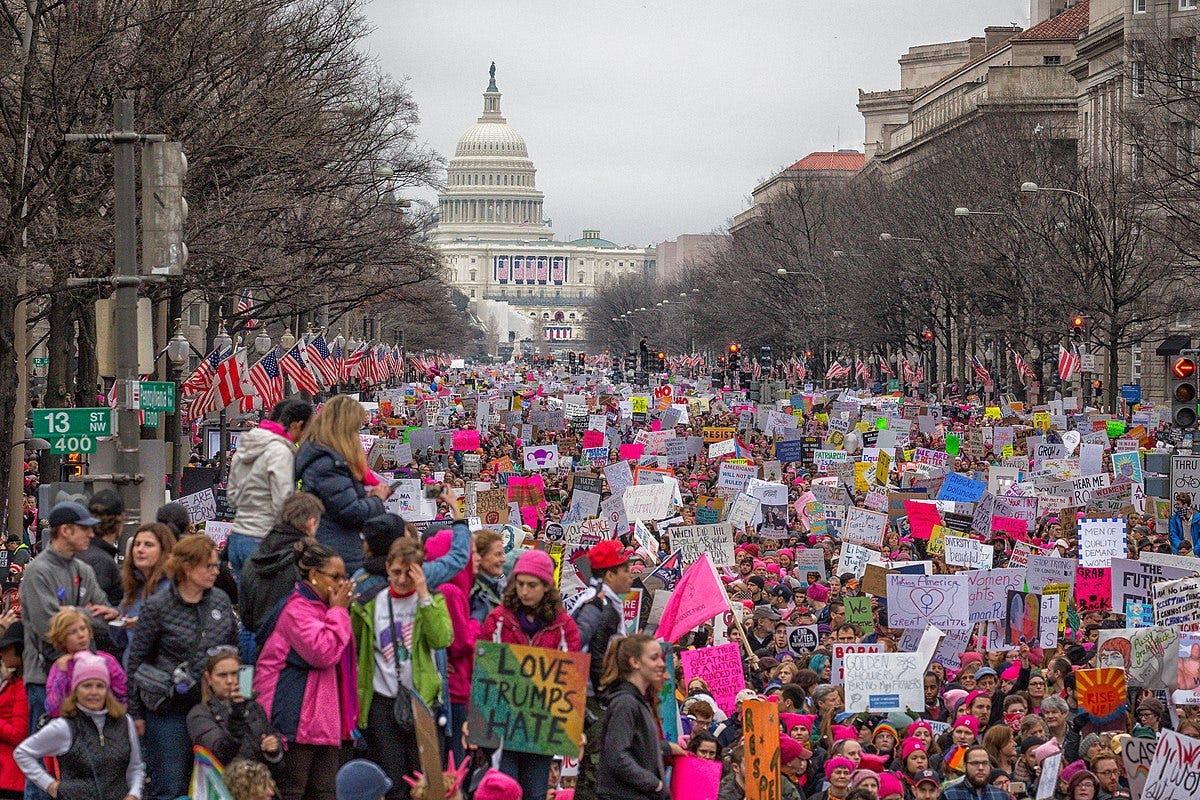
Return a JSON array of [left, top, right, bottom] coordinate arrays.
[[363, 1, 1029, 247]]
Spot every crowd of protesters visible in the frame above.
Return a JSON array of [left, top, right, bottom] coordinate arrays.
[[0, 360, 1194, 800]]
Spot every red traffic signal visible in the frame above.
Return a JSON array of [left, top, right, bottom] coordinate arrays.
[[922, 330, 933, 341], [729, 344, 739, 354], [1173, 357, 1197, 380], [1072, 315, 1084, 328]]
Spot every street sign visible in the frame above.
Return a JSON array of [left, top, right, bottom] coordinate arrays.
[[31, 408, 112, 438], [48, 434, 96, 455], [137, 381, 176, 413], [887, 379, 901, 393], [32, 357, 48, 367], [1120, 384, 1142, 404], [1080, 353, 1096, 372], [142, 411, 160, 429]]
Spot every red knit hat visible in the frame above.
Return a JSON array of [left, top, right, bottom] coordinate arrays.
[[588, 539, 633, 570]]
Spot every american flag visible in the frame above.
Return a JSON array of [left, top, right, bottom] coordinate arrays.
[[1057, 345, 1081, 382], [305, 334, 339, 388], [248, 347, 284, 409], [237, 290, 257, 330], [280, 342, 320, 395], [752, 360, 762, 380], [825, 360, 850, 382], [181, 348, 225, 398], [343, 343, 368, 379], [970, 354, 993, 385], [1013, 351, 1037, 383], [877, 356, 895, 378], [187, 350, 236, 418], [902, 358, 916, 383], [855, 359, 871, 383]]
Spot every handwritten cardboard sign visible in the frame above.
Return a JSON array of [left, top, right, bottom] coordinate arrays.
[[467, 641, 590, 757]]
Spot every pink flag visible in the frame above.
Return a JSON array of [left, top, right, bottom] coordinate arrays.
[[656, 554, 729, 644]]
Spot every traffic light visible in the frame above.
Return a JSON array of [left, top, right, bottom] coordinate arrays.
[[657, 352, 666, 371], [759, 345, 773, 372], [922, 330, 933, 344], [142, 141, 188, 276], [1171, 352, 1199, 428], [1072, 315, 1085, 337], [624, 351, 637, 371], [577, 352, 585, 367], [728, 343, 739, 370]]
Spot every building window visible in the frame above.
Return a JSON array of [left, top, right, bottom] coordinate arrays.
[[1043, 55, 1061, 65], [469, 289, 476, 298], [1183, 0, 1197, 9], [1175, 38, 1195, 90], [469, 270, 477, 282], [187, 304, 202, 327], [1131, 140, 1146, 177], [1134, 0, 1146, 12], [578, 272, 586, 284], [1131, 61, 1146, 96]]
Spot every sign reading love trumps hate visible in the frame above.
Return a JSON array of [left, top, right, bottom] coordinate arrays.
[[467, 642, 590, 757]]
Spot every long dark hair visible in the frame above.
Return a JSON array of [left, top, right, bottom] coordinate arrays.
[[501, 575, 564, 625], [122, 523, 176, 608]]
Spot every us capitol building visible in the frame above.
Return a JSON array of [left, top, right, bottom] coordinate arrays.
[[431, 64, 652, 352]]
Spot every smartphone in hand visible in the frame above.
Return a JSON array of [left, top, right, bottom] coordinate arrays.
[[238, 665, 255, 698]]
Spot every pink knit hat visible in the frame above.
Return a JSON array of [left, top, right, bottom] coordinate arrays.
[[475, 769, 522, 800], [907, 719, 933, 739], [901, 737, 927, 762], [807, 583, 831, 603], [878, 772, 905, 799], [513, 549, 556, 585], [825, 757, 856, 779], [831, 724, 859, 742], [943, 689, 969, 712], [953, 715, 980, 739], [1001, 663, 1021, 681], [70, 651, 110, 692]]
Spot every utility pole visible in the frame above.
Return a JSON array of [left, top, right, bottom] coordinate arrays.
[[65, 96, 172, 533]]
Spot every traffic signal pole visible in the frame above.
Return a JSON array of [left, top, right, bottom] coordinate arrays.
[[65, 96, 169, 534]]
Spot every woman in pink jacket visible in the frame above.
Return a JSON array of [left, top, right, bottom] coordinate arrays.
[[254, 541, 356, 800], [479, 549, 582, 800], [423, 528, 478, 764]]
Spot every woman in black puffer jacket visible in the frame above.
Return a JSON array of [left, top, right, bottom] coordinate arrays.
[[127, 535, 238, 800], [294, 396, 389, 573]]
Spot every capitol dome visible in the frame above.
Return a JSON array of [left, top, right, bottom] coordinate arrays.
[[433, 64, 552, 242]]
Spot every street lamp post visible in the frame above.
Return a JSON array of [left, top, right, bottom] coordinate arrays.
[[166, 319, 193, 497]]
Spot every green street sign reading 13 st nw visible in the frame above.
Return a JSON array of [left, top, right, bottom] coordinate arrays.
[[32, 408, 113, 438]]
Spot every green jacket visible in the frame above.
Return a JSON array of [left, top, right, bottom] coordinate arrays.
[[351, 593, 453, 724]]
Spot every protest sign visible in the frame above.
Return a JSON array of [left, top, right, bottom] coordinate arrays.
[[945, 535, 993, 569], [743, 698, 781, 800], [904, 499, 942, 540], [522, 444, 560, 471], [178, 488, 217, 523], [1141, 729, 1200, 800], [476, 488, 511, 526], [884, 574, 970, 630], [831, 642, 883, 685], [670, 755, 722, 800], [967, 569, 1025, 623], [1122, 735, 1156, 800], [1004, 591, 1043, 647], [1037, 753, 1062, 800], [843, 648, 926, 712], [786, 625, 819, 653], [669, 522, 736, 568], [203, 520, 232, 547], [1026, 555, 1076, 593], [842, 593, 872, 626], [467, 641, 589, 756], [937, 472, 987, 503], [1076, 667, 1127, 720], [843, 506, 887, 548], [1074, 565, 1112, 613], [621, 483, 674, 522], [1154, 575, 1200, 631], [681, 643, 746, 717], [604, 461, 634, 497], [837, 541, 872, 579], [1078, 518, 1127, 568], [1111, 557, 1199, 614]]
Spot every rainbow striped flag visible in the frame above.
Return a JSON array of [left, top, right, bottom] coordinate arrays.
[[189, 746, 234, 800]]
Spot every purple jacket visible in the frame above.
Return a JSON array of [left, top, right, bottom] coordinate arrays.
[[45, 651, 127, 717], [254, 583, 356, 746]]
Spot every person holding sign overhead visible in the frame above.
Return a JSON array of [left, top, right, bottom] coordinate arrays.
[[479, 549, 581, 800]]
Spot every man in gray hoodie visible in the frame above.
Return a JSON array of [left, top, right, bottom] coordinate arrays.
[[19, 500, 118, 800]]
